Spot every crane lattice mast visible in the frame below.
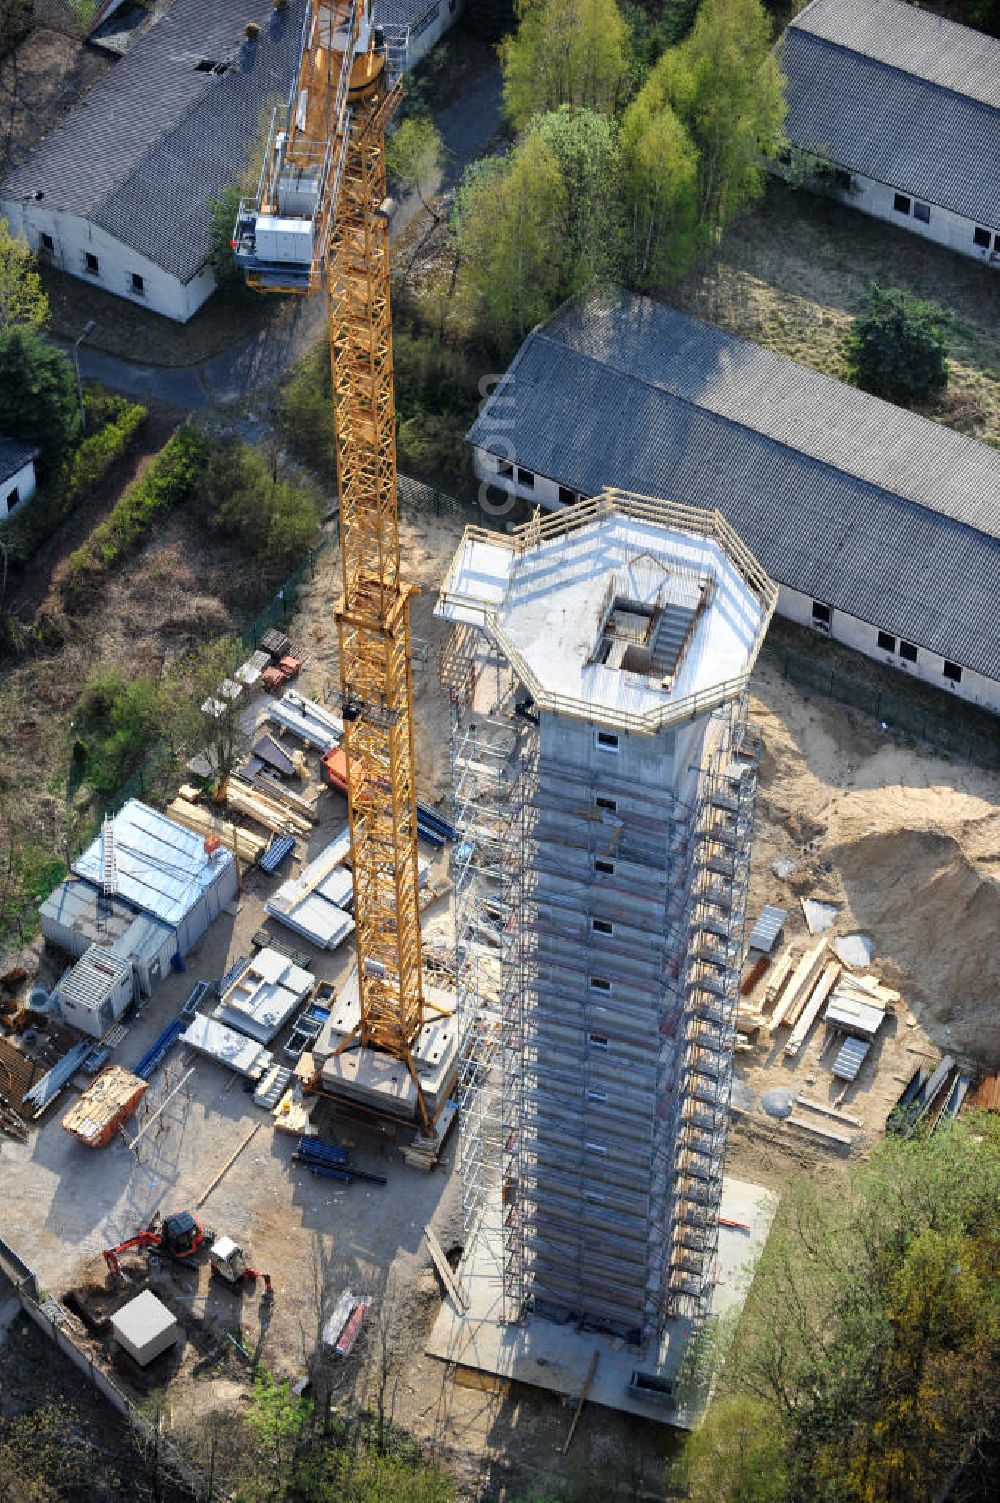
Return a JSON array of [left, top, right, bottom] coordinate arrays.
[[234, 1, 436, 1123]]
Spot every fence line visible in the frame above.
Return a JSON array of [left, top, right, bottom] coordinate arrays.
[[766, 645, 1000, 768]]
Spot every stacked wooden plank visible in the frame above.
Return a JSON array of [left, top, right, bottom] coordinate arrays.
[[62, 1066, 147, 1148], [225, 778, 313, 837], [167, 797, 268, 862], [769, 939, 829, 1032], [762, 947, 797, 1017], [784, 961, 841, 1057]]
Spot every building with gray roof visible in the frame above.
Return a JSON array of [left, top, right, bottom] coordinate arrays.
[[0, 0, 306, 322], [0, 438, 38, 520], [780, 0, 1000, 265], [468, 291, 1000, 713]]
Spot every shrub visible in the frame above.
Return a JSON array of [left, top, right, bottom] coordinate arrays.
[[848, 284, 951, 407], [64, 426, 205, 602], [277, 345, 335, 478], [2, 395, 147, 566], [0, 327, 80, 475], [75, 666, 164, 796], [199, 436, 323, 574]]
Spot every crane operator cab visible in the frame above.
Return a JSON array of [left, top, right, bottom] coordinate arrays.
[[232, 1, 386, 291]]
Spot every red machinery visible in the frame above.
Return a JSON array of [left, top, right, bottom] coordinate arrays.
[[102, 1210, 211, 1278]]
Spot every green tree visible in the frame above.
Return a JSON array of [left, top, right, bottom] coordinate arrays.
[[278, 345, 335, 478], [620, 85, 699, 284], [685, 1119, 1000, 1503], [199, 436, 323, 573], [848, 283, 951, 407], [0, 217, 49, 329], [0, 1, 32, 58], [165, 636, 250, 791], [527, 106, 622, 285], [644, 0, 785, 243], [454, 138, 568, 346], [0, 327, 80, 474], [499, 0, 630, 130], [207, 181, 246, 292], [386, 117, 444, 221], [675, 1395, 788, 1503]]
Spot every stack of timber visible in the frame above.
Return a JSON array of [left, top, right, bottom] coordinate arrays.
[[784, 960, 842, 1057], [762, 946, 797, 1019], [403, 1100, 458, 1171], [224, 778, 313, 837], [62, 1066, 147, 1148], [273, 1086, 318, 1136], [769, 939, 829, 1032], [167, 797, 268, 863]]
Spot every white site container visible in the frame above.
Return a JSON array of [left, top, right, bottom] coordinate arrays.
[[253, 215, 313, 265], [56, 945, 134, 1039], [111, 1290, 179, 1367]]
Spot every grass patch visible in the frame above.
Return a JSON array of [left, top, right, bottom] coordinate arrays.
[[64, 426, 204, 604], [669, 180, 1000, 445]]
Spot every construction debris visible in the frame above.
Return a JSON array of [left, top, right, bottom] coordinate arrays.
[[800, 897, 837, 934], [62, 1066, 147, 1148], [167, 797, 269, 863], [833, 932, 875, 969]]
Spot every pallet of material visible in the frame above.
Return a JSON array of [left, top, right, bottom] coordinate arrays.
[[225, 779, 312, 837], [266, 691, 344, 753], [403, 1101, 458, 1171], [770, 939, 829, 1032], [179, 1014, 273, 1081], [62, 1066, 147, 1148], [784, 961, 841, 1058], [762, 946, 797, 1016], [248, 773, 317, 822], [167, 798, 268, 863], [273, 1088, 318, 1136]]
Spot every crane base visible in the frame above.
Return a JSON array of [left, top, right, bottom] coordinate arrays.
[[312, 989, 460, 1125]]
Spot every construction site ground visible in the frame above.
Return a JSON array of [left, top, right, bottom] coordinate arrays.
[[3, 504, 1000, 1498]]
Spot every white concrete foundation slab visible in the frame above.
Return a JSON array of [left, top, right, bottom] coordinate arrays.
[[426, 1177, 777, 1428], [111, 1289, 180, 1366]]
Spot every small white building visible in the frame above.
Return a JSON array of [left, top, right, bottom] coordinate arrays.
[[780, 0, 1000, 266], [0, 439, 38, 520], [377, 0, 465, 69], [468, 292, 1000, 714], [0, 0, 306, 323]]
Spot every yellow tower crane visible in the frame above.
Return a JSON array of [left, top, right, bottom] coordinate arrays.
[[233, 1, 438, 1125]]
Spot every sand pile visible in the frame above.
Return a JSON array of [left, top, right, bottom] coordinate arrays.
[[749, 662, 1000, 1064]]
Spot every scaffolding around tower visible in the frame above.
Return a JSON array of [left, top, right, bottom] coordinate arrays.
[[430, 491, 781, 1422]]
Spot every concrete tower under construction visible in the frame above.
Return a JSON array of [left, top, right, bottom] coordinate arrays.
[[436, 492, 775, 1353]]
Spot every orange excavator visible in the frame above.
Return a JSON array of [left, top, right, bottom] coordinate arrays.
[[103, 1210, 211, 1277], [102, 1212, 273, 1297]]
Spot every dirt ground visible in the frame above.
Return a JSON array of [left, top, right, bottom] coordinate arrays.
[[3, 499, 1000, 1499], [670, 180, 1000, 448]]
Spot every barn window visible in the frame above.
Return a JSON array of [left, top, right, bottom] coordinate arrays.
[[811, 600, 831, 631], [596, 730, 619, 753], [592, 918, 614, 936], [877, 631, 896, 652], [974, 227, 991, 248], [588, 1033, 609, 1049], [595, 795, 617, 812], [943, 661, 963, 683], [595, 857, 615, 875], [497, 459, 513, 479], [131, 272, 145, 295], [7, 486, 19, 510], [893, 193, 911, 215], [913, 201, 931, 223], [40, 232, 54, 252], [516, 466, 535, 489], [84, 252, 99, 275], [899, 640, 918, 663], [558, 485, 579, 506]]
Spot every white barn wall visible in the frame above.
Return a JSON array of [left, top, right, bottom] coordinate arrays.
[[473, 446, 1000, 715], [0, 456, 36, 519], [825, 169, 999, 268], [402, 0, 463, 66], [3, 203, 217, 323]]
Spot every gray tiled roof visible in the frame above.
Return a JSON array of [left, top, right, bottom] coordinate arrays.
[[1, 0, 305, 283], [467, 292, 1000, 682], [0, 439, 39, 484], [782, 0, 1000, 226]]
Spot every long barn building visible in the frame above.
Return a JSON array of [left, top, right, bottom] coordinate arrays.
[[469, 292, 1000, 714]]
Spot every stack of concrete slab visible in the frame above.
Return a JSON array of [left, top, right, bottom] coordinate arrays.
[[312, 976, 460, 1123], [213, 947, 313, 1043], [265, 689, 344, 753], [180, 1013, 273, 1080], [265, 829, 357, 950], [111, 1290, 179, 1367]]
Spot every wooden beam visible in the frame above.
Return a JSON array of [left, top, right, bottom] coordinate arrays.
[[195, 1122, 261, 1208], [787, 1114, 855, 1147], [126, 1067, 195, 1153], [424, 1226, 468, 1312], [784, 961, 840, 1058], [795, 1095, 863, 1128], [561, 1351, 600, 1455]]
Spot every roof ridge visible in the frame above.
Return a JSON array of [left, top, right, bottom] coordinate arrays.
[[782, 25, 1000, 119], [528, 312, 1000, 545]]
